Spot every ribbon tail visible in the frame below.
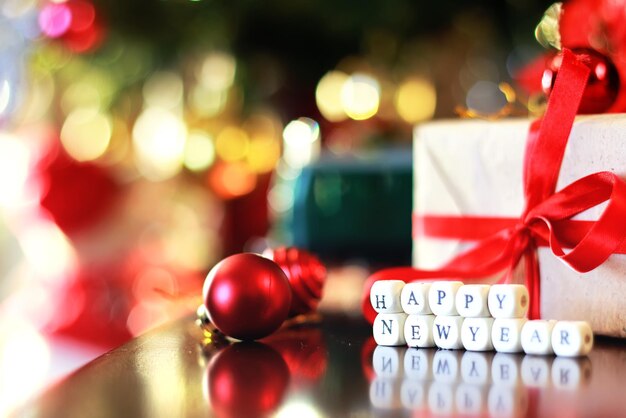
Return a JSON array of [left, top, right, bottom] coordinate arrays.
[[524, 245, 541, 320]]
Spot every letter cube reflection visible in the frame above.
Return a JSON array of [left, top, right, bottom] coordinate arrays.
[[372, 346, 404, 378]]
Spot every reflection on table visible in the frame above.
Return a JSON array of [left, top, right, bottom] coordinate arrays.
[[14, 315, 626, 418], [368, 346, 591, 416]]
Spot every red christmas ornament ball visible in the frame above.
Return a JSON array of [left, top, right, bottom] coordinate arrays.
[[542, 48, 619, 114], [207, 342, 289, 418], [271, 247, 327, 317], [203, 253, 292, 340]]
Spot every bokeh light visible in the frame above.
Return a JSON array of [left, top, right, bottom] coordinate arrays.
[[0, 133, 30, 207], [0, 79, 11, 117], [2, 0, 38, 19], [208, 162, 256, 199], [21, 221, 76, 279], [315, 71, 349, 122], [66, 0, 95, 32], [200, 52, 236, 90], [143, 71, 184, 111], [61, 81, 102, 114], [246, 135, 281, 173], [394, 77, 437, 123], [189, 84, 228, 117], [215, 126, 249, 162], [268, 183, 294, 214], [184, 131, 215, 172], [38, 2, 71, 38], [60, 107, 112, 161], [0, 319, 51, 417], [282, 117, 320, 168], [132, 107, 187, 181], [465, 80, 509, 114], [340, 73, 380, 120]]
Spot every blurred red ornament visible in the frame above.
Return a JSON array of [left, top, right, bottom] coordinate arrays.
[[542, 48, 620, 114], [203, 253, 292, 340], [271, 247, 327, 317], [207, 342, 290, 418], [38, 145, 119, 235]]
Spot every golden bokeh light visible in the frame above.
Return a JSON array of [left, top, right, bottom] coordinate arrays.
[[341, 73, 380, 120], [61, 81, 101, 115], [315, 71, 349, 122], [132, 107, 187, 181], [394, 77, 437, 123], [200, 52, 236, 90], [208, 162, 257, 199], [215, 126, 249, 162], [246, 135, 281, 173], [143, 71, 184, 110], [61, 107, 112, 161], [184, 130, 215, 172], [243, 112, 283, 138], [189, 84, 228, 117]]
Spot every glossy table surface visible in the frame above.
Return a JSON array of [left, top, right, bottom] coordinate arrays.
[[16, 314, 626, 418]]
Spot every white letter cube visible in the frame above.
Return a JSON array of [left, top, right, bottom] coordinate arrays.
[[429, 281, 463, 316], [492, 318, 527, 353], [551, 321, 594, 357], [456, 284, 491, 317], [521, 320, 556, 355], [433, 315, 464, 349], [373, 313, 407, 346], [488, 284, 529, 318], [401, 282, 432, 314], [404, 314, 435, 348], [371, 280, 405, 313], [461, 317, 494, 351]]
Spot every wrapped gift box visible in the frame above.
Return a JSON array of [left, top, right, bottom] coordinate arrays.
[[413, 114, 626, 338]]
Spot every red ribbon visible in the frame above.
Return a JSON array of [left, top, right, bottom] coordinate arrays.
[[362, 49, 626, 324]]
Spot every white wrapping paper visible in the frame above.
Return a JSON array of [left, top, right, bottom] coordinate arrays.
[[413, 114, 626, 337]]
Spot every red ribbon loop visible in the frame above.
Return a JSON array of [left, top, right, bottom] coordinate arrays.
[[362, 49, 626, 324]]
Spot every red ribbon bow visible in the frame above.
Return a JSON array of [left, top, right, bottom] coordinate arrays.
[[363, 49, 626, 324]]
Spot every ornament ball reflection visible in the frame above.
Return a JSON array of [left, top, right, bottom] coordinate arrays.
[[201, 326, 328, 418], [206, 342, 290, 418]]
